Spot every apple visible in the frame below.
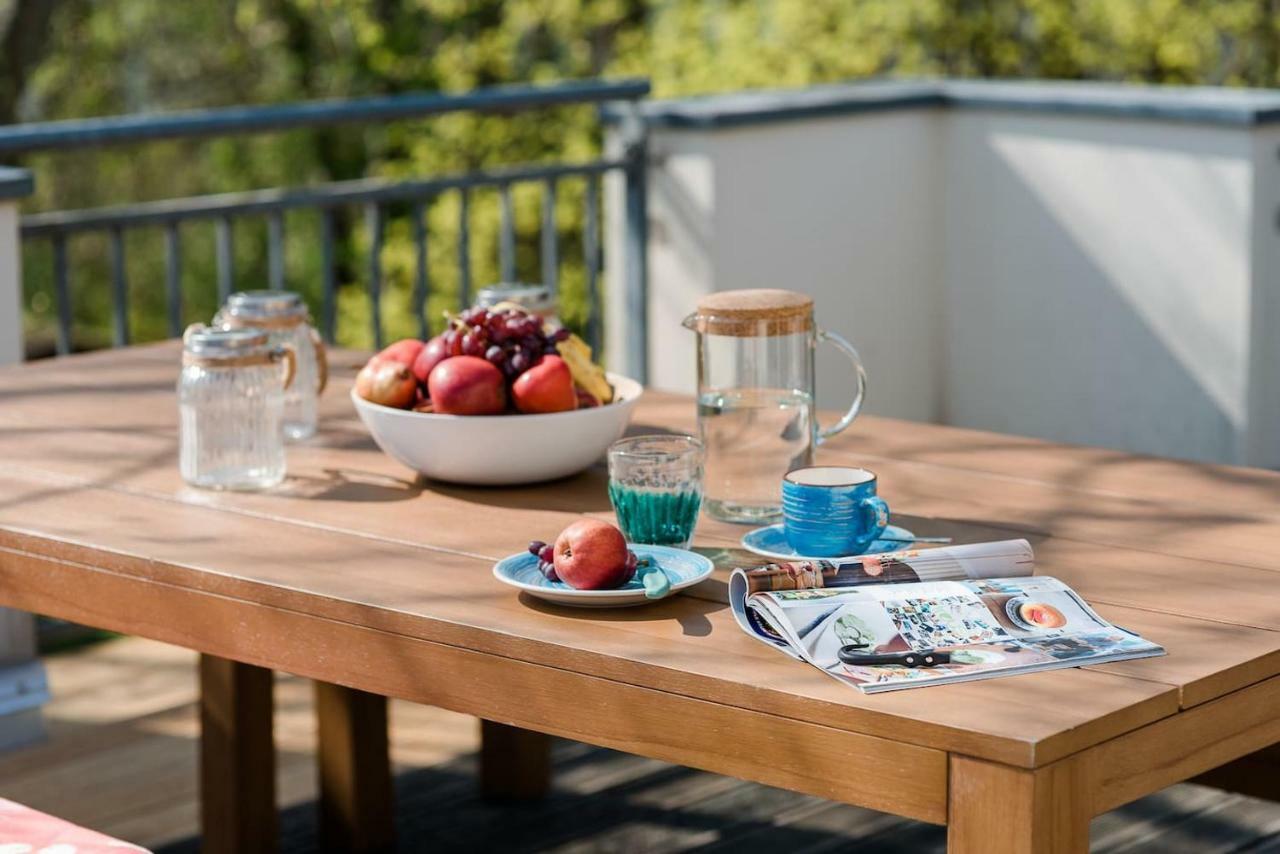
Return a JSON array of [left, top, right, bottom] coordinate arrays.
[[553, 519, 630, 590], [511, 355, 577, 414], [427, 356, 506, 415], [411, 335, 450, 386], [376, 338, 425, 367], [356, 359, 417, 409]]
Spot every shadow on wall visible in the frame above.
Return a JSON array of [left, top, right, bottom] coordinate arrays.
[[943, 114, 1244, 464]]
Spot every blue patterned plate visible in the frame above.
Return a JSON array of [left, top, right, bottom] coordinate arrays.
[[493, 544, 714, 608], [741, 523, 920, 562]]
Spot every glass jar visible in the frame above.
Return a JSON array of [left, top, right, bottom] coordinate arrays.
[[214, 290, 327, 440], [178, 325, 296, 491], [682, 289, 866, 524], [476, 282, 559, 323]]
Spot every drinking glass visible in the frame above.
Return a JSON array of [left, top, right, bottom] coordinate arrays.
[[607, 435, 704, 549]]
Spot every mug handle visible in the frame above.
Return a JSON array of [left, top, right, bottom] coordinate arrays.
[[310, 327, 329, 395], [816, 328, 867, 443], [860, 495, 890, 540]]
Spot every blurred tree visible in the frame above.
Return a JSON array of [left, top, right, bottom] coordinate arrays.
[[9, 0, 1280, 353], [0, 0, 65, 123]]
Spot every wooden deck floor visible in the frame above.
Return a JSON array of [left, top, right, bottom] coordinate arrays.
[[1, 636, 1279, 853]]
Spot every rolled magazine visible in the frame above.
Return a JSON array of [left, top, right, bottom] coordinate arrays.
[[728, 540, 1163, 693]]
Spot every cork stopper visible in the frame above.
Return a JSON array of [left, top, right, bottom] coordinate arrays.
[[690, 289, 813, 336]]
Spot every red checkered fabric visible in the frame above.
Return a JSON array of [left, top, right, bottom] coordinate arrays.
[[0, 798, 150, 853]]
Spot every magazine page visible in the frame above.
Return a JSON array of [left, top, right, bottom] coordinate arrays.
[[746, 575, 1164, 692], [728, 539, 1034, 653]]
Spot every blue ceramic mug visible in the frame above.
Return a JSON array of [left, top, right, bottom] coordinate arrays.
[[782, 466, 890, 557]]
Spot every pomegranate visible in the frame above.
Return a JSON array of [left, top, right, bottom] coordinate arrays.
[[356, 359, 417, 409]]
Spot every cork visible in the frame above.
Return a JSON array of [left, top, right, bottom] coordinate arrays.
[[690, 289, 813, 336]]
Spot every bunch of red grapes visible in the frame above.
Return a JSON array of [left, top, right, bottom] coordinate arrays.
[[442, 306, 571, 381]]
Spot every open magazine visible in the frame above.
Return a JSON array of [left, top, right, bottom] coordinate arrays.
[[728, 540, 1163, 693]]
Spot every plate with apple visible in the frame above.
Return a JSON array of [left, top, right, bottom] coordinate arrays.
[[493, 520, 715, 607], [351, 304, 641, 485]]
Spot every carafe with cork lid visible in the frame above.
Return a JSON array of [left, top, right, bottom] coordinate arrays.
[[682, 289, 866, 523]]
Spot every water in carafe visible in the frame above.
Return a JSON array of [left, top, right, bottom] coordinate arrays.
[[698, 387, 813, 522]]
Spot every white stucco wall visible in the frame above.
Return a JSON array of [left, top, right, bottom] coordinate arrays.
[[942, 112, 1254, 462], [631, 110, 945, 424], [606, 86, 1280, 465]]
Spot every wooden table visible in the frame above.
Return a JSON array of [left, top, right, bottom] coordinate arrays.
[[0, 343, 1278, 854]]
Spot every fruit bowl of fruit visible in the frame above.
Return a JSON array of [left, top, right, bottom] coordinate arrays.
[[351, 304, 640, 485], [492, 520, 715, 607]]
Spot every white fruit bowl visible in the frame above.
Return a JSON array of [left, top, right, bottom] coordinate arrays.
[[350, 373, 642, 485]]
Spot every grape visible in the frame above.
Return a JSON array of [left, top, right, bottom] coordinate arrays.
[[538, 544, 555, 563], [542, 562, 560, 582], [528, 540, 546, 556], [449, 304, 564, 385]]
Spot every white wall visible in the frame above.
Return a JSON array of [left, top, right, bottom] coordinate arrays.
[[609, 93, 1280, 465], [0, 202, 23, 365], [942, 112, 1254, 463], [633, 110, 945, 424]]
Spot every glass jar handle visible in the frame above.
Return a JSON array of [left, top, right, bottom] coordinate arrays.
[[310, 327, 328, 395], [816, 328, 866, 444], [274, 345, 297, 391]]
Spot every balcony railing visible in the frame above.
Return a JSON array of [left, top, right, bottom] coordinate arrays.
[[0, 78, 651, 380]]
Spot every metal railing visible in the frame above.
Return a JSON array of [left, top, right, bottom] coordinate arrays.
[[3, 79, 651, 380]]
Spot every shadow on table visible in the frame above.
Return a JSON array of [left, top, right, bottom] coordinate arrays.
[[276, 468, 425, 503], [519, 590, 722, 637]]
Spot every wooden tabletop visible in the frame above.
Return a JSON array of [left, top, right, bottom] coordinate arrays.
[[1, 342, 1278, 827]]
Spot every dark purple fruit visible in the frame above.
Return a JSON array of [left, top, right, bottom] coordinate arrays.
[[538, 544, 555, 563], [528, 539, 547, 556]]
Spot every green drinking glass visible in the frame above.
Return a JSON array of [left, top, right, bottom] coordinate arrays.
[[607, 435, 704, 549]]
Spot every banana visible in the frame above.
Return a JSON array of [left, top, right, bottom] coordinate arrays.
[[556, 334, 613, 404]]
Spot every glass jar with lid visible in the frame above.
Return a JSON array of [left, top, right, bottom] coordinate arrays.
[[178, 324, 296, 491], [214, 290, 327, 440], [476, 282, 559, 323]]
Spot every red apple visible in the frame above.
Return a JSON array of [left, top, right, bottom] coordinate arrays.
[[553, 519, 630, 590], [427, 356, 506, 415], [511, 355, 577, 414], [356, 359, 417, 409], [376, 338, 425, 367], [411, 335, 450, 386]]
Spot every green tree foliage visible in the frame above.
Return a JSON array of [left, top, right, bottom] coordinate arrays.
[[10, 0, 1280, 353]]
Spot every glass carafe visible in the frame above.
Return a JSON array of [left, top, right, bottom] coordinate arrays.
[[682, 289, 866, 523], [214, 290, 327, 440]]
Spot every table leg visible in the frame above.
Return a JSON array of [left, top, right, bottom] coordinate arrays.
[[947, 755, 1090, 854], [315, 681, 395, 854], [479, 719, 551, 801], [1193, 742, 1280, 802], [199, 654, 277, 854]]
